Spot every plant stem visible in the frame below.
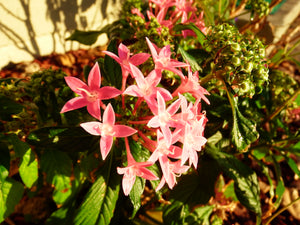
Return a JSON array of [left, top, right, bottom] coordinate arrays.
[[264, 196, 300, 225], [264, 88, 300, 122]]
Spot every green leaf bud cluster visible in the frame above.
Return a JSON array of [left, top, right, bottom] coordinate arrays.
[[247, 0, 270, 18], [204, 23, 269, 97]]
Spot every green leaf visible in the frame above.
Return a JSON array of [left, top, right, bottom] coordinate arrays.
[[0, 142, 10, 184], [27, 127, 97, 153], [285, 155, 300, 177], [185, 205, 214, 225], [228, 92, 259, 151], [41, 149, 73, 205], [173, 23, 206, 45], [0, 94, 24, 121], [9, 135, 38, 188], [271, 156, 285, 210], [0, 177, 24, 223], [129, 177, 145, 218], [206, 144, 262, 217], [103, 39, 122, 89], [177, 46, 202, 72], [163, 155, 220, 224], [73, 152, 120, 225], [66, 29, 103, 45]]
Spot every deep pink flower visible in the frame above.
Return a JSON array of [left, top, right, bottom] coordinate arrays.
[[60, 63, 121, 119], [117, 138, 158, 196], [103, 43, 150, 91], [172, 67, 210, 104], [80, 104, 137, 160], [146, 37, 189, 79]]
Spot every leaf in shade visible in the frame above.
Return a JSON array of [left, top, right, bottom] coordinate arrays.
[[0, 142, 10, 184], [173, 23, 206, 45], [103, 39, 122, 89], [0, 95, 24, 121], [40, 149, 73, 205], [66, 29, 103, 45], [73, 149, 120, 225], [27, 127, 97, 153], [206, 144, 262, 217], [177, 46, 202, 72]]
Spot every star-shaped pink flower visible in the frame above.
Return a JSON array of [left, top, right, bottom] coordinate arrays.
[[117, 138, 158, 196], [146, 37, 189, 79], [60, 63, 121, 119], [103, 43, 150, 91], [80, 103, 137, 160]]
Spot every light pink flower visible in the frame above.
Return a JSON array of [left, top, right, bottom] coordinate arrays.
[[117, 138, 158, 196], [60, 63, 121, 119], [147, 92, 181, 146], [80, 104, 137, 160], [124, 64, 172, 113], [103, 43, 150, 91], [156, 160, 189, 191], [146, 37, 189, 79]]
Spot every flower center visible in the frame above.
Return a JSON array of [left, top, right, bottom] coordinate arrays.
[[77, 88, 99, 102], [159, 112, 170, 125], [101, 123, 115, 136]]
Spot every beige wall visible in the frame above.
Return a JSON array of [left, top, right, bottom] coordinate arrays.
[[0, 0, 123, 69]]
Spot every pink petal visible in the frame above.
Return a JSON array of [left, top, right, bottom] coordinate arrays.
[[157, 87, 172, 101], [129, 64, 146, 87], [65, 76, 88, 94], [60, 96, 88, 113], [146, 37, 158, 59], [102, 51, 122, 64], [147, 116, 160, 128], [138, 167, 158, 180], [157, 92, 166, 115], [123, 85, 143, 97], [145, 69, 162, 87], [87, 100, 101, 120], [167, 98, 181, 115], [118, 43, 130, 60], [98, 86, 122, 99], [100, 135, 113, 160], [156, 176, 166, 191], [114, 125, 137, 137], [161, 125, 172, 147], [88, 63, 101, 89], [122, 170, 136, 196], [80, 121, 102, 136], [159, 45, 171, 58], [103, 103, 115, 126], [130, 53, 151, 66]]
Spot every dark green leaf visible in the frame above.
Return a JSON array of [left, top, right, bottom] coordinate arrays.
[[271, 156, 285, 210], [0, 178, 24, 223], [41, 149, 73, 205], [206, 144, 261, 216], [185, 205, 214, 225], [0, 94, 24, 121], [27, 127, 97, 153], [129, 177, 145, 218], [228, 93, 259, 151], [73, 152, 120, 225], [177, 46, 202, 72], [66, 29, 103, 45], [173, 23, 206, 45], [103, 39, 122, 89]]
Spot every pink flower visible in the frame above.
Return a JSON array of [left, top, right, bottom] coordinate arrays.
[[147, 92, 181, 146], [103, 43, 150, 91], [172, 67, 210, 104], [117, 138, 158, 196], [146, 37, 189, 79], [60, 63, 121, 119], [156, 160, 189, 191], [180, 122, 207, 168], [124, 64, 172, 112], [80, 103, 137, 160]]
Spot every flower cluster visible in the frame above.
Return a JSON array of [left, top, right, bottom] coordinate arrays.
[[61, 37, 210, 196]]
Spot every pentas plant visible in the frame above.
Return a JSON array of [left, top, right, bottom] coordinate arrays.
[[61, 37, 210, 196]]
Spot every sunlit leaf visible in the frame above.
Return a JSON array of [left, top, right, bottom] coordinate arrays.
[[66, 29, 103, 45], [0, 178, 24, 223], [173, 23, 206, 45], [9, 135, 38, 188]]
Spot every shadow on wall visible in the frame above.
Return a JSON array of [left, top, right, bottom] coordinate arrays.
[[0, 0, 117, 59]]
